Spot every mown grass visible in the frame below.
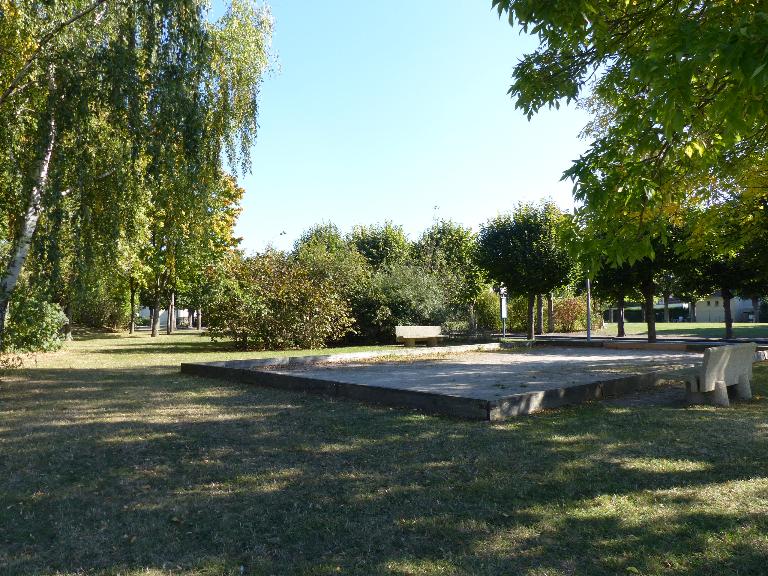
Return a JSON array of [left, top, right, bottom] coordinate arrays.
[[1, 331, 767, 575], [598, 322, 768, 339]]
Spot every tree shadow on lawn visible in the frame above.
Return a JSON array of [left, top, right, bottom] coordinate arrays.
[[91, 342, 236, 355], [1, 365, 767, 575]]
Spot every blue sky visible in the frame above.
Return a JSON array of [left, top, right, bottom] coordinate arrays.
[[230, 1, 591, 253]]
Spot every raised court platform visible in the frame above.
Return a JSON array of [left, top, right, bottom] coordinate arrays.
[[181, 345, 702, 421]]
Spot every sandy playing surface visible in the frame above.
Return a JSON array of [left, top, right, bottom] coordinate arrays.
[[270, 348, 700, 401]]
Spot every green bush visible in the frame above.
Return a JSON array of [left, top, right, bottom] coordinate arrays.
[[475, 289, 502, 331], [355, 263, 451, 342], [3, 288, 68, 352], [206, 251, 354, 350]]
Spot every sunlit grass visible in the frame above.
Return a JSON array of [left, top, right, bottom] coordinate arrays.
[[1, 331, 767, 575], [598, 322, 768, 339]]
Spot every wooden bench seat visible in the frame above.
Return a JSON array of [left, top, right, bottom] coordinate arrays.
[[686, 343, 756, 406]]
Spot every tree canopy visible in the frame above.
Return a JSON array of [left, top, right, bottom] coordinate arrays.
[[0, 0, 272, 347], [476, 202, 572, 339], [493, 1, 768, 263]]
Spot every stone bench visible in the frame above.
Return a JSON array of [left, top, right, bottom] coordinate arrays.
[[686, 343, 756, 406], [395, 325, 445, 347]]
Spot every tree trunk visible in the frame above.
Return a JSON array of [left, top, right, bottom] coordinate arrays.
[[151, 296, 160, 337], [527, 293, 535, 340], [0, 112, 56, 349], [752, 296, 760, 323], [166, 291, 175, 335], [535, 294, 543, 335], [468, 302, 477, 335], [196, 308, 202, 330], [690, 300, 697, 323], [663, 293, 670, 323], [617, 295, 626, 338], [0, 300, 8, 350], [723, 288, 733, 339], [63, 303, 72, 341], [129, 280, 137, 334], [642, 283, 656, 343], [546, 293, 554, 333]]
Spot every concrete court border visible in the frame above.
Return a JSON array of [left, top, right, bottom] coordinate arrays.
[[180, 342, 712, 421]]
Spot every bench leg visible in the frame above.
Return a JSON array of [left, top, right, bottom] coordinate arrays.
[[427, 337, 438, 347], [706, 382, 730, 407], [685, 379, 706, 405], [735, 374, 752, 401], [403, 338, 416, 347], [686, 379, 730, 406]]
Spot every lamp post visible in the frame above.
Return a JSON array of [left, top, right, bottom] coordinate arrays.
[[499, 284, 508, 338]]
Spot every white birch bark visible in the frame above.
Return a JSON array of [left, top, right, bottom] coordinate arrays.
[[0, 114, 57, 345]]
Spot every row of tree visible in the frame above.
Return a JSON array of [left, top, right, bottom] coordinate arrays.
[[0, 0, 272, 350], [202, 205, 606, 350], [491, 0, 768, 342], [205, 221, 493, 348]]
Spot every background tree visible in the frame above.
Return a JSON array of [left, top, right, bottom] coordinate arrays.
[[591, 262, 639, 338], [476, 202, 572, 339], [348, 222, 410, 270], [293, 223, 372, 342], [413, 220, 486, 332]]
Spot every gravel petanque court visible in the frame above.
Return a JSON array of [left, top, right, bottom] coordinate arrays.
[[182, 346, 701, 420]]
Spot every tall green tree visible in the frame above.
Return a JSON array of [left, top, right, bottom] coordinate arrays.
[[293, 223, 372, 342], [0, 0, 272, 346], [413, 220, 486, 331], [493, 1, 768, 263], [348, 222, 410, 270], [476, 202, 572, 339]]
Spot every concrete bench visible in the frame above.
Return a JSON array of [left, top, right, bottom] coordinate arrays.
[[686, 343, 756, 406], [395, 325, 445, 347]]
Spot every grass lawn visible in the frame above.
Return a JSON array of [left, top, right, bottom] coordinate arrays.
[[598, 322, 768, 339], [2, 331, 768, 575]]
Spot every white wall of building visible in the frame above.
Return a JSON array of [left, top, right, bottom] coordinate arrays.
[[138, 307, 189, 326], [694, 296, 755, 323]]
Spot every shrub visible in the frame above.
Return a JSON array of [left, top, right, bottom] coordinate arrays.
[[355, 263, 452, 342], [475, 289, 502, 331], [3, 287, 68, 352], [206, 251, 354, 350], [553, 297, 587, 332], [551, 296, 604, 333]]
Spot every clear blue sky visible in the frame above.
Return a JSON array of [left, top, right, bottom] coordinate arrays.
[[231, 1, 591, 253]]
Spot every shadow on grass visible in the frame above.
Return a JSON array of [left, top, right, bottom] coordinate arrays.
[[1, 363, 767, 575], [92, 342, 236, 355]]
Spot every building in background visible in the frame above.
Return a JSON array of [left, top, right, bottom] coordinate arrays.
[[604, 294, 762, 323]]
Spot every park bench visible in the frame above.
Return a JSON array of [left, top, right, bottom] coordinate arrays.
[[685, 343, 756, 406], [395, 325, 445, 347]]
